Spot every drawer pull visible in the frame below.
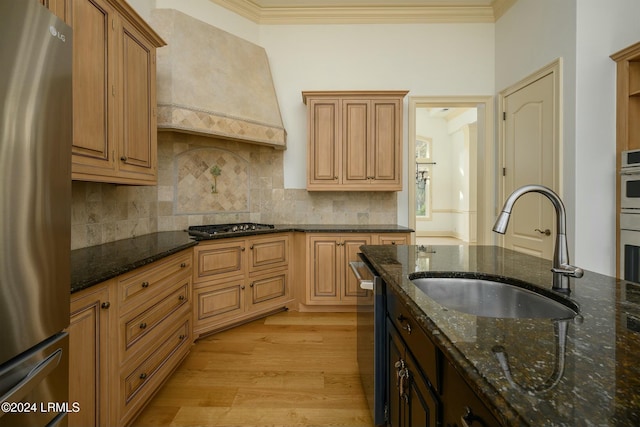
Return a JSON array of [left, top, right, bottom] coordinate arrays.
[[139, 373, 147, 380], [101, 301, 110, 309], [178, 295, 185, 301], [397, 315, 412, 334], [141, 281, 149, 288], [179, 334, 186, 340], [139, 322, 147, 329], [180, 262, 187, 268], [250, 245, 254, 250], [461, 406, 489, 427]]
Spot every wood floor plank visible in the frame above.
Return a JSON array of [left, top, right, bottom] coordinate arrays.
[[132, 311, 374, 427]]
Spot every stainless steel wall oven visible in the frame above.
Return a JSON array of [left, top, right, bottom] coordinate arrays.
[[620, 150, 640, 282]]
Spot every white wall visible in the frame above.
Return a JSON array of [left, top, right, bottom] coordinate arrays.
[[127, 2, 495, 228], [496, 0, 640, 275], [495, 0, 577, 252], [575, 1, 640, 275], [259, 24, 494, 226]]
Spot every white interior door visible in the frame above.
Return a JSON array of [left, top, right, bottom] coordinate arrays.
[[501, 63, 560, 260]]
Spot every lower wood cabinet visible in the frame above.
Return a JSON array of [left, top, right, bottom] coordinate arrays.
[[306, 233, 373, 305], [300, 232, 411, 308], [68, 249, 194, 427], [68, 280, 116, 427], [193, 233, 293, 337]]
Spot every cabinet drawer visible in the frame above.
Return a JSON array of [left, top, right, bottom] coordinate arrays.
[[194, 280, 245, 325], [387, 288, 440, 392], [118, 251, 192, 311], [122, 280, 189, 353], [194, 239, 246, 282], [249, 234, 289, 274], [249, 271, 288, 306], [120, 316, 190, 420]]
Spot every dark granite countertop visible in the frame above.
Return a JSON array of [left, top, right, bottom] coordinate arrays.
[[71, 225, 412, 293], [70, 231, 197, 293], [359, 244, 640, 427]]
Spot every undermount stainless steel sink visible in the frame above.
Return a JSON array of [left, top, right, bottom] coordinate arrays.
[[410, 277, 578, 320]]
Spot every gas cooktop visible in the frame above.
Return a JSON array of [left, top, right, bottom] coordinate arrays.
[[187, 223, 275, 239]]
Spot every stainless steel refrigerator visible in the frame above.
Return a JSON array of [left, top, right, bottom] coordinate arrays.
[[0, 1, 72, 426]]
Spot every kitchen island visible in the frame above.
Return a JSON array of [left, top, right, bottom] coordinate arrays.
[[359, 244, 640, 427]]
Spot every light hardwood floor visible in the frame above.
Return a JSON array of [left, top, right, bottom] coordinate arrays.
[[132, 311, 373, 427]]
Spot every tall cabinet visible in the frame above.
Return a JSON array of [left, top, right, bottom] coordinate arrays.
[[612, 41, 640, 276], [302, 91, 408, 191], [44, 0, 166, 185]]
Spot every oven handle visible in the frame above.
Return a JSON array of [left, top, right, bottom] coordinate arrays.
[[620, 166, 640, 175], [349, 261, 374, 290]]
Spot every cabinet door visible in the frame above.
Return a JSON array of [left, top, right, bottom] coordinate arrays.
[[341, 235, 372, 302], [371, 99, 402, 187], [68, 282, 114, 427], [116, 16, 157, 182], [249, 234, 289, 274], [71, 0, 116, 177], [194, 239, 247, 283], [404, 348, 440, 427], [387, 318, 404, 427], [342, 99, 370, 185], [442, 358, 501, 427], [248, 271, 288, 309], [308, 236, 340, 303], [194, 279, 246, 334], [307, 98, 340, 187], [387, 319, 440, 427]]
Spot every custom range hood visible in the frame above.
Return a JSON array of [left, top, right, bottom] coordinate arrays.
[[150, 9, 286, 149]]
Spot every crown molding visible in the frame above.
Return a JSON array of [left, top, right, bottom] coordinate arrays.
[[492, 0, 517, 20], [208, 0, 509, 24]]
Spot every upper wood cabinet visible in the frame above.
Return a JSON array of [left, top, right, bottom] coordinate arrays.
[[41, 0, 72, 23], [612, 42, 640, 154], [67, 0, 165, 185], [303, 91, 408, 191], [611, 41, 640, 276]]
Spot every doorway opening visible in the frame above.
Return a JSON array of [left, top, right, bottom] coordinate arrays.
[[408, 96, 495, 246]]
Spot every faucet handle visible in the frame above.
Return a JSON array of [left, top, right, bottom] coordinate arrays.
[[551, 264, 584, 278]]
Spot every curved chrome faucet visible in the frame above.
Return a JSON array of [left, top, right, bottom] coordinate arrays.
[[493, 185, 583, 293]]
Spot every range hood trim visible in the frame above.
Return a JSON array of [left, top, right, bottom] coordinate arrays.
[[157, 102, 287, 149], [151, 9, 287, 149]]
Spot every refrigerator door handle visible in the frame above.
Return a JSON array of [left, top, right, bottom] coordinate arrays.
[[0, 348, 62, 407]]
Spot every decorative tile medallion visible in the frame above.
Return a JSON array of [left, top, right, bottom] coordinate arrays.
[[175, 147, 249, 214]]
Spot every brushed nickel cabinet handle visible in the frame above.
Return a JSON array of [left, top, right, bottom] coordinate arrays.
[[139, 322, 147, 329], [141, 281, 149, 288], [139, 373, 147, 380], [101, 301, 110, 309]]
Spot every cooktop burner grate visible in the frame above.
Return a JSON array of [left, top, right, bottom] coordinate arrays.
[[187, 223, 275, 239]]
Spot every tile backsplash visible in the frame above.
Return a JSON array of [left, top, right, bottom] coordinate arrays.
[[71, 132, 398, 249]]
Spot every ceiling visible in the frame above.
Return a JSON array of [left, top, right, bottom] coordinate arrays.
[[209, 0, 517, 24]]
